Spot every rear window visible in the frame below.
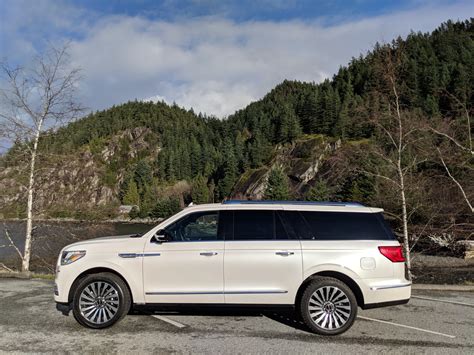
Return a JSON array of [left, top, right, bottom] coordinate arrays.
[[298, 211, 395, 240]]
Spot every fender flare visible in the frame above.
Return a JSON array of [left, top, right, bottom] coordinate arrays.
[[67, 261, 142, 304], [297, 263, 366, 307]]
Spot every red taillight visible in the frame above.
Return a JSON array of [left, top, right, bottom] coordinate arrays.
[[378, 246, 405, 262]]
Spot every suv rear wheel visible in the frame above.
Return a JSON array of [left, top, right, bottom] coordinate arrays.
[[299, 276, 357, 335], [72, 272, 131, 329]]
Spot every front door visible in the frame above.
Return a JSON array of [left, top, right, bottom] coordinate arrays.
[[143, 210, 224, 303], [223, 210, 302, 304]]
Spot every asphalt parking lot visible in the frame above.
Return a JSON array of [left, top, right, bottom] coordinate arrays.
[[0, 279, 473, 354]]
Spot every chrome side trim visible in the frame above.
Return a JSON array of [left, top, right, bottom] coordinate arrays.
[[226, 290, 288, 295], [370, 282, 412, 291], [118, 253, 137, 258], [145, 290, 288, 295], [146, 291, 222, 295], [119, 253, 161, 258]]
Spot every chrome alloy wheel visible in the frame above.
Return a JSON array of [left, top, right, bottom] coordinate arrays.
[[308, 286, 351, 330], [79, 281, 120, 324]]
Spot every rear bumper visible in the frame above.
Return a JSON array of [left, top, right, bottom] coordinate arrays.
[[362, 279, 411, 306], [362, 298, 409, 309], [369, 281, 412, 291]]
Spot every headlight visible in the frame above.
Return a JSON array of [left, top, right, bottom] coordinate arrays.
[[61, 250, 86, 265]]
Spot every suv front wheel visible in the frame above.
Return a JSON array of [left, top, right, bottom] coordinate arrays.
[[299, 276, 357, 335], [72, 272, 131, 329]]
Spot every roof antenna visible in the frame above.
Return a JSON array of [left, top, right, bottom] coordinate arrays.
[[188, 202, 194, 207]]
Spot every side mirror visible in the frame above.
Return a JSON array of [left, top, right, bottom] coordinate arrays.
[[153, 229, 170, 243]]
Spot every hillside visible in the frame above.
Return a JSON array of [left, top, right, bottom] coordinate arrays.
[[0, 19, 472, 243]]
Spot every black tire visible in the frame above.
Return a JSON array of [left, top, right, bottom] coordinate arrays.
[[299, 276, 357, 336], [72, 272, 131, 329]]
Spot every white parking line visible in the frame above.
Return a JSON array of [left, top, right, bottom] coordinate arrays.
[[358, 316, 456, 339], [151, 315, 186, 328], [412, 295, 474, 307]]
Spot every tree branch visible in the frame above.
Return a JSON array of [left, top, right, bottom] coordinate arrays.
[[437, 148, 473, 213], [429, 127, 473, 155], [2, 224, 23, 259], [0, 263, 15, 272]]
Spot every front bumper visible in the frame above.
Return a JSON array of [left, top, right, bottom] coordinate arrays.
[[56, 302, 71, 316], [54, 263, 77, 303]]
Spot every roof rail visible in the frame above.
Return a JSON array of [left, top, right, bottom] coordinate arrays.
[[222, 200, 365, 207]]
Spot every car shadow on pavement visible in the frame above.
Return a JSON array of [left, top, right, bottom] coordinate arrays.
[[262, 309, 311, 332], [131, 306, 312, 333]]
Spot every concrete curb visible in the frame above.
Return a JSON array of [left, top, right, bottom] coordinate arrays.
[[0, 271, 32, 279], [0, 271, 53, 280], [412, 284, 474, 292]]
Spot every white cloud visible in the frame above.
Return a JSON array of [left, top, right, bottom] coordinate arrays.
[[2, 0, 474, 117], [0, 0, 89, 63]]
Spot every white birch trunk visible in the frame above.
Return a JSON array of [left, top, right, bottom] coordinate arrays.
[[393, 78, 412, 279], [399, 172, 412, 279], [22, 119, 43, 272]]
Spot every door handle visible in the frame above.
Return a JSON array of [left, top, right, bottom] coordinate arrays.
[[275, 251, 294, 256], [200, 251, 218, 256]]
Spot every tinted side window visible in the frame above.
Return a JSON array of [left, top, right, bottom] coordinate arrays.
[[165, 211, 221, 241], [218, 210, 233, 240], [233, 210, 277, 240], [279, 211, 311, 240], [300, 212, 394, 240], [275, 211, 292, 240], [375, 213, 396, 239]]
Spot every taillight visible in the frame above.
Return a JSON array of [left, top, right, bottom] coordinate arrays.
[[378, 246, 405, 262]]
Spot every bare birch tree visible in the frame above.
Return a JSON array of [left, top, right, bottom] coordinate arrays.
[[0, 44, 83, 272], [361, 45, 426, 279]]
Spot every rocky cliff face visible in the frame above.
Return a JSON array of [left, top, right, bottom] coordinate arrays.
[[232, 135, 340, 199], [34, 151, 115, 208], [0, 127, 157, 217], [0, 132, 342, 218]]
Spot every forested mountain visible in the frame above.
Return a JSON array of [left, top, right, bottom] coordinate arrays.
[[1, 19, 472, 242], [228, 19, 473, 141]]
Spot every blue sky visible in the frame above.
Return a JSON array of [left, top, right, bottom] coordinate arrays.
[[1, 0, 473, 118], [66, 0, 421, 22]]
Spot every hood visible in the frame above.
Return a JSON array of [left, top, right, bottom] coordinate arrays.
[[63, 234, 141, 250]]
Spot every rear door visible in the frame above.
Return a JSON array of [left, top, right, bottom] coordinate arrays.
[[297, 211, 398, 279], [223, 209, 302, 304]]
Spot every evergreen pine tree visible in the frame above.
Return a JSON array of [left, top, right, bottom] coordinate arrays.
[[305, 180, 330, 201], [150, 197, 181, 219], [192, 174, 210, 204], [264, 168, 290, 200], [217, 140, 238, 200], [123, 180, 140, 206], [190, 138, 202, 176], [306, 92, 320, 133], [134, 160, 152, 198]]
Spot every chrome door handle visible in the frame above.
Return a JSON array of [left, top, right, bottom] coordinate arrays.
[[275, 251, 294, 256], [200, 252, 218, 256]]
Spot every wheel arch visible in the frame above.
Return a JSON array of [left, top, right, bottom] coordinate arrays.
[[295, 270, 365, 308], [68, 267, 134, 304]]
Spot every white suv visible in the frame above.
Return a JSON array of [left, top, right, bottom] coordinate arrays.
[[54, 201, 411, 335]]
